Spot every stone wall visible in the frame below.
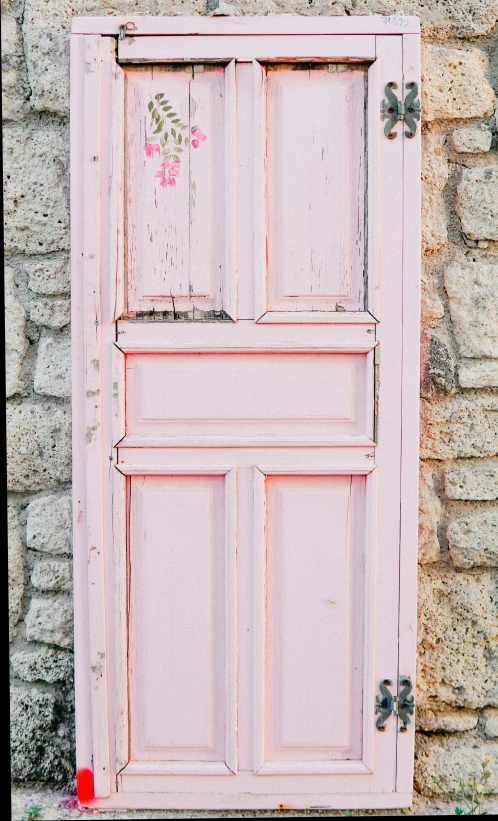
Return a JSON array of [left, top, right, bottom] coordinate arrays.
[[4, 0, 498, 806]]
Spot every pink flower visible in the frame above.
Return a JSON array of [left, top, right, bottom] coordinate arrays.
[[192, 127, 206, 142], [155, 161, 179, 188], [145, 143, 160, 158], [192, 139, 199, 149]]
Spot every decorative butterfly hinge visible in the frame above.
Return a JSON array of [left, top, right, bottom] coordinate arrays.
[[375, 677, 415, 732], [381, 82, 421, 140]]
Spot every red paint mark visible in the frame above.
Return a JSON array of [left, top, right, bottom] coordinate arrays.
[[77, 768, 95, 803]]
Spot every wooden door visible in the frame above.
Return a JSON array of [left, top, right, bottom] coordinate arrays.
[[71, 15, 421, 811]]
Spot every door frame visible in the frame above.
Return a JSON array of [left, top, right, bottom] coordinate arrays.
[[71, 15, 420, 809]]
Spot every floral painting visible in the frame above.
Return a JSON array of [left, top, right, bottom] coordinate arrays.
[[145, 93, 207, 188]]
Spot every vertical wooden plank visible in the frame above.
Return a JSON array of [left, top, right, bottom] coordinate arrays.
[[70, 31, 94, 783], [397, 31, 421, 793], [371, 33, 404, 793], [253, 61, 267, 321], [361, 468, 378, 774], [224, 59, 237, 319], [107, 51, 125, 321], [112, 466, 129, 773], [224, 468, 238, 773], [252, 467, 267, 773], [366, 55, 381, 319], [235, 63, 255, 319], [81, 34, 111, 798]]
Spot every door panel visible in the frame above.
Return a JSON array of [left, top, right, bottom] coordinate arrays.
[[128, 472, 237, 772], [266, 66, 366, 313], [125, 352, 370, 438], [125, 64, 232, 316], [259, 474, 365, 769]]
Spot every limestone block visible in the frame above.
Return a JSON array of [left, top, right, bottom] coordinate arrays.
[[421, 330, 456, 398], [422, 46, 495, 123], [421, 131, 448, 253], [8, 500, 24, 642], [445, 465, 498, 501], [26, 257, 70, 295], [10, 685, 74, 785], [25, 596, 73, 648], [7, 404, 71, 491], [417, 568, 498, 710], [22, 0, 206, 115], [1, 15, 27, 121], [448, 510, 498, 569], [11, 647, 73, 683], [421, 285, 445, 322], [457, 167, 498, 243], [26, 494, 72, 555], [483, 711, 498, 739], [419, 463, 441, 564], [444, 260, 498, 359], [452, 126, 493, 154], [34, 336, 71, 398], [460, 360, 498, 389], [5, 266, 28, 398], [420, 396, 498, 460], [417, 709, 478, 733], [30, 298, 70, 329], [31, 560, 72, 592], [348, 1, 498, 38], [3, 124, 69, 255], [415, 735, 498, 797]]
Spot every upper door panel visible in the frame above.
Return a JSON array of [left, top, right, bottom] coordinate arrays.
[[265, 65, 366, 314], [125, 64, 234, 317]]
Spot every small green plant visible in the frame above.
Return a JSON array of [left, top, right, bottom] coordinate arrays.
[[21, 801, 43, 821], [432, 758, 491, 815]]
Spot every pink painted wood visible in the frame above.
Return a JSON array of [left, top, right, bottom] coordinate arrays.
[[71, 17, 420, 811]]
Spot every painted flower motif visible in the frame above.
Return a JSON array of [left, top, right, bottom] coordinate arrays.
[[146, 94, 207, 190], [191, 127, 206, 149], [145, 143, 160, 158], [156, 161, 179, 187]]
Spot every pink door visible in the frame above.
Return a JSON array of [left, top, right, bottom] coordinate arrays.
[[71, 15, 421, 811]]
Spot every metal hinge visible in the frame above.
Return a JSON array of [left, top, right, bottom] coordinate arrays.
[[381, 82, 420, 140], [375, 677, 414, 732]]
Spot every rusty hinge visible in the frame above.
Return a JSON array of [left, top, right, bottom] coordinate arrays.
[[375, 677, 414, 732], [381, 82, 420, 140]]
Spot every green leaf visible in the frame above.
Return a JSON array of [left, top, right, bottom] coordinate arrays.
[[184, 137, 189, 146], [178, 133, 182, 144], [171, 127, 177, 138], [148, 101, 154, 112], [175, 147, 183, 153], [161, 105, 172, 111], [172, 154, 181, 162], [180, 124, 188, 131], [191, 125, 198, 132], [153, 120, 164, 134], [166, 112, 176, 118], [172, 118, 181, 124], [155, 93, 164, 99], [163, 130, 169, 142]]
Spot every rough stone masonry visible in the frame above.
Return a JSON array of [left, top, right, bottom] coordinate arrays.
[[4, 0, 498, 811]]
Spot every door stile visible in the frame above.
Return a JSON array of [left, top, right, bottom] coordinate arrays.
[[370, 33, 404, 790], [70, 30, 95, 788], [224, 60, 238, 320], [397, 30, 421, 793], [253, 60, 267, 321], [73, 33, 113, 798]]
